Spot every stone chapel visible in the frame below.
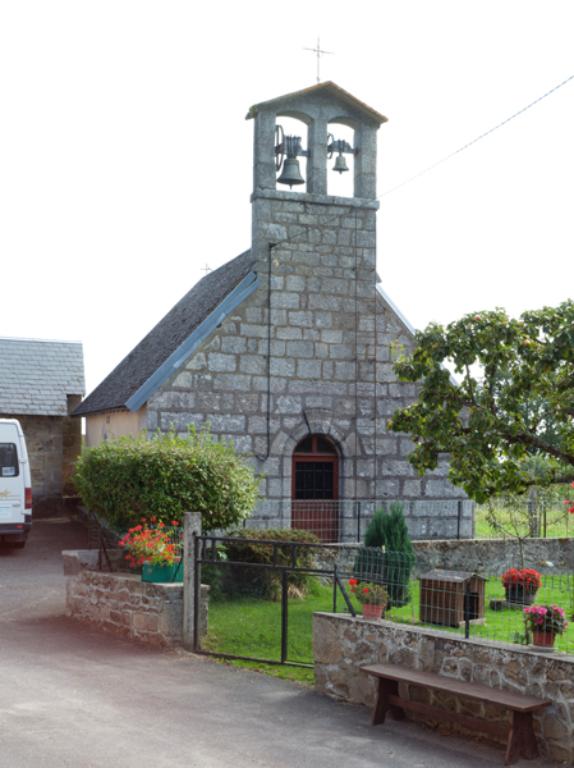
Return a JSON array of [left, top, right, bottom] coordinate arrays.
[[75, 82, 472, 542]]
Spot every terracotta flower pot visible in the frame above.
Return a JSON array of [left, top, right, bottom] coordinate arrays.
[[362, 603, 384, 620], [532, 630, 555, 648]]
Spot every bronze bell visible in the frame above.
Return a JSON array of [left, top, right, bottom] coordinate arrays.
[[333, 153, 349, 174], [277, 157, 305, 187]]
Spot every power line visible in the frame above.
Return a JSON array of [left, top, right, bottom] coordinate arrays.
[[381, 72, 574, 197]]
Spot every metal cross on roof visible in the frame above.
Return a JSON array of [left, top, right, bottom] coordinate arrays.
[[201, 263, 211, 274], [304, 37, 333, 83]]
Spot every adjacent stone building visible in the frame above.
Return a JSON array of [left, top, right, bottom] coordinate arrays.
[[0, 337, 85, 508], [75, 82, 472, 541]]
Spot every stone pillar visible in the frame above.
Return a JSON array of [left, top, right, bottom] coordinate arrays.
[[182, 511, 202, 650], [307, 117, 328, 195], [252, 108, 277, 193], [63, 394, 83, 495], [354, 122, 378, 200]]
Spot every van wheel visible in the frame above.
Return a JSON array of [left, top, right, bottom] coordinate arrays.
[[8, 541, 25, 549]]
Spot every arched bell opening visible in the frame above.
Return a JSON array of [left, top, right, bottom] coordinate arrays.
[[291, 434, 340, 543], [327, 121, 356, 198], [275, 115, 309, 193]]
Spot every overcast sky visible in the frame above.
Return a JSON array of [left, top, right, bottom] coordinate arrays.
[[1, 0, 572, 394]]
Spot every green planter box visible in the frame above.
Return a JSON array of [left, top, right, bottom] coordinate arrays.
[[141, 561, 183, 583]]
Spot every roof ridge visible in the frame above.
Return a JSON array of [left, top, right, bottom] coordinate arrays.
[[74, 250, 255, 417]]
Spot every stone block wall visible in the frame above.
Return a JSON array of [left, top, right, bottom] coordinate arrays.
[[65, 565, 208, 647], [313, 612, 574, 762], [146, 189, 468, 540], [15, 414, 63, 500], [63, 395, 82, 494], [412, 536, 574, 575], [2, 411, 82, 503]]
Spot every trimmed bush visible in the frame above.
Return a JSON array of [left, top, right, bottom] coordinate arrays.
[[221, 528, 320, 600], [354, 502, 415, 607], [72, 429, 259, 533]]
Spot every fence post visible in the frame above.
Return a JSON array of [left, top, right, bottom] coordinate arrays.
[[280, 569, 289, 663], [183, 511, 202, 650]]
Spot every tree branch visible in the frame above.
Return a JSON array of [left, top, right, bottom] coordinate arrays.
[[503, 429, 574, 467]]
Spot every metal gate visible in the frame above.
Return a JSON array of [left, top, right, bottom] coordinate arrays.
[[192, 534, 355, 668]]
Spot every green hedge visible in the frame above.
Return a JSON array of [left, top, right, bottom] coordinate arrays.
[[220, 528, 320, 600], [72, 429, 259, 533]]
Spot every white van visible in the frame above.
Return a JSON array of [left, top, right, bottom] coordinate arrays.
[[0, 419, 32, 548]]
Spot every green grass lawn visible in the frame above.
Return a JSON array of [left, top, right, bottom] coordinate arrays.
[[202, 578, 337, 684], [203, 574, 574, 683]]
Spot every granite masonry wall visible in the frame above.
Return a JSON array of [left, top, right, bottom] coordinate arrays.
[[313, 612, 574, 763], [146, 190, 471, 540], [412, 536, 574, 575], [2, 408, 82, 503], [63, 551, 208, 647]]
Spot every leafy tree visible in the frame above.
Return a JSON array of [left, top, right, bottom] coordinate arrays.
[[388, 301, 574, 503], [73, 428, 259, 532]]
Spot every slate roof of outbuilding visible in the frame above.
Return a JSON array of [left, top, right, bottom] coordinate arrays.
[[0, 338, 85, 417], [74, 250, 256, 417]]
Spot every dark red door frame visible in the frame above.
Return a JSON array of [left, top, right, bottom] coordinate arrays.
[[291, 434, 340, 542]]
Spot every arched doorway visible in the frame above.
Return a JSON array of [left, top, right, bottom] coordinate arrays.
[[291, 434, 339, 543]]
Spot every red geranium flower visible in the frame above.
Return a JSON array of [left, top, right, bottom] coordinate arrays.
[[119, 517, 183, 568]]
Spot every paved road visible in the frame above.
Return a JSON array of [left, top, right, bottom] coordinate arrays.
[[0, 518, 553, 767]]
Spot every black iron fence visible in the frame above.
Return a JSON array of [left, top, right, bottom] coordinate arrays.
[[79, 510, 574, 658], [192, 534, 357, 667], [192, 534, 574, 664]]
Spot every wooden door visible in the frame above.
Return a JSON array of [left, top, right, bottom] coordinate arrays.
[[292, 435, 339, 543]]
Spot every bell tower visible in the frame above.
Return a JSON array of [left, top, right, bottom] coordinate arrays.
[[245, 83, 389, 503], [247, 82, 387, 278], [247, 81, 386, 198]]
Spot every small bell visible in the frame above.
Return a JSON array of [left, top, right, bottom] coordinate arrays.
[[277, 157, 305, 187], [333, 153, 349, 174]]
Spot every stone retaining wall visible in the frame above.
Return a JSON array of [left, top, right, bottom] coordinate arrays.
[[64, 551, 208, 647], [413, 537, 574, 575], [313, 612, 574, 763], [316, 537, 574, 578]]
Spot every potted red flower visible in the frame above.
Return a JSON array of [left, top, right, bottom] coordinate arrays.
[[524, 604, 568, 648], [348, 578, 389, 620], [501, 568, 542, 605], [564, 482, 574, 515], [118, 518, 183, 583]]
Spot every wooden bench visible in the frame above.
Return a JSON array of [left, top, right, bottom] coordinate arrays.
[[361, 664, 550, 765]]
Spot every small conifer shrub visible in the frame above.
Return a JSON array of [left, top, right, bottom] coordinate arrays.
[[354, 502, 415, 607]]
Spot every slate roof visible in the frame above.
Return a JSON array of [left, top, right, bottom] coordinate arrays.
[[0, 338, 85, 416], [75, 250, 256, 417]]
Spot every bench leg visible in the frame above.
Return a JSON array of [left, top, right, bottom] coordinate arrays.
[[372, 678, 405, 726], [505, 712, 539, 765]]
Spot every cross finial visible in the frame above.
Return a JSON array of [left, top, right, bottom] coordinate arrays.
[[201, 263, 211, 274], [304, 37, 333, 83]]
